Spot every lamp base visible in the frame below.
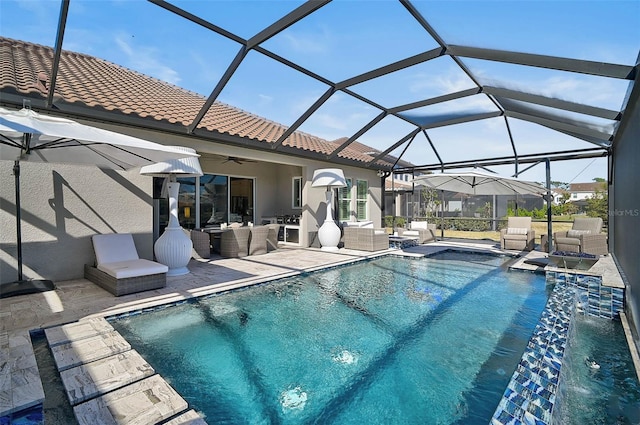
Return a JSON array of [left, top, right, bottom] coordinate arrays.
[[317, 220, 341, 250], [154, 226, 193, 276]]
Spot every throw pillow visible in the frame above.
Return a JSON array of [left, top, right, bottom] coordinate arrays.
[[507, 227, 528, 235], [567, 229, 591, 238]]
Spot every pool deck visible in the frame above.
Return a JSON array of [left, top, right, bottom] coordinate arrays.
[[0, 239, 632, 424]]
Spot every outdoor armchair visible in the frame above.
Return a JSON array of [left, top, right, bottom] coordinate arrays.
[[343, 227, 389, 251], [403, 221, 437, 244], [500, 217, 535, 251], [554, 217, 608, 255]]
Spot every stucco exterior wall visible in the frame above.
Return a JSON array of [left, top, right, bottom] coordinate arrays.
[[1, 160, 153, 283], [0, 125, 383, 283], [611, 74, 640, 344]]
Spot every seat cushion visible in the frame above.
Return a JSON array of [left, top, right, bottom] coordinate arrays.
[[555, 237, 580, 246], [410, 222, 429, 230], [98, 259, 168, 279], [503, 234, 527, 240], [92, 234, 139, 265]]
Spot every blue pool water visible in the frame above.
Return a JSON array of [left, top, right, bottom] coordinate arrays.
[[111, 252, 549, 424], [554, 314, 640, 424]]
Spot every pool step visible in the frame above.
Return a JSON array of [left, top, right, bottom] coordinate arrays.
[[49, 330, 131, 371], [45, 318, 208, 424], [45, 317, 115, 347], [59, 349, 155, 405], [72, 374, 188, 425]]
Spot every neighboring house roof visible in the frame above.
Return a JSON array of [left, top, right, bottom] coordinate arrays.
[[0, 37, 390, 168], [385, 178, 413, 192], [569, 182, 606, 193]]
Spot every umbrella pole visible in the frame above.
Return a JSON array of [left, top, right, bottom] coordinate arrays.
[[13, 160, 23, 281], [0, 160, 55, 298], [546, 158, 553, 253]]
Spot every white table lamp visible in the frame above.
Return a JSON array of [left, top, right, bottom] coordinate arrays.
[[140, 146, 202, 276], [311, 168, 346, 250]]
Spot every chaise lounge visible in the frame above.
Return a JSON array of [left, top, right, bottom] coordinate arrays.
[[84, 233, 168, 296]]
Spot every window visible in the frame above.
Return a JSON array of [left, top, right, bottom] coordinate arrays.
[[197, 174, 254, 227], [292, 176, 302, 209], [356, 179, 368, 220], [337, 178, 352, 221]]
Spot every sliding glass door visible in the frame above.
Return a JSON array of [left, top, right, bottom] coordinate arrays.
[[154, 174, 255, 232]]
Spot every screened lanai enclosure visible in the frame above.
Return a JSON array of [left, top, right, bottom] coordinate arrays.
[[1, 0, 639, 363]]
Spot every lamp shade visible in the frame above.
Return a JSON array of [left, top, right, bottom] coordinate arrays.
[[311, 168, 346, 188], [140, 146, 203, 177]]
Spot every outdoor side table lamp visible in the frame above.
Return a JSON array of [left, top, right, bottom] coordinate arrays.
[[311, 168, 347, 250], [141, 146, 202, 276]]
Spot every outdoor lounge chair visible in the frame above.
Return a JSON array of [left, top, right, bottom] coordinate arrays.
[[84, 233, 167, 296], [220, 227, 251, 258], [343, 227, 389, 251], [554, 217, 608, 255], [500, 217, 535, 251], [248, 225, 269, 256], [403, 221, 437, 244]]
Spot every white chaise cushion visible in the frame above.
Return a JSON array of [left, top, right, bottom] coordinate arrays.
[[410, 221, 429, 230], [92, 233, 140, 264], [98, 259, 168, 279]]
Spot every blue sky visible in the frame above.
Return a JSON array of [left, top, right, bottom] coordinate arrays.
[[1, 0, 639, 184]]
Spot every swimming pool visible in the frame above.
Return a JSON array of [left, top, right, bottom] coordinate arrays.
[[111, 251, 549, 424]]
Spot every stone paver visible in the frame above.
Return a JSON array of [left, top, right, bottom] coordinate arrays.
[[59, 350, 154, 405], [50, 331, 130, 371], [72, 374, 187, 425], [45, 317, 114, 347]]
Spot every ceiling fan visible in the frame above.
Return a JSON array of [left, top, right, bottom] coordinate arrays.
[[222, 156, 257, 165]]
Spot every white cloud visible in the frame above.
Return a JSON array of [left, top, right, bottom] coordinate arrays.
[[114, 34, 181, 86], [281, 26, 331, 54]]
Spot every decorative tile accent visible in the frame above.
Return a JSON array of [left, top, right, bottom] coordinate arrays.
[[492, 282, 575, 425], [547, 271, 625, 319]]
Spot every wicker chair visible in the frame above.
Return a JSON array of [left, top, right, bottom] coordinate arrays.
[[343, 227, 389, 251], [266, 224, 280, 251], [554, 217, 608, 255], [220, 227, 251, 258], [190, 229, 211, 259], [402, 221, 437, 244], [248, 225, 269, 256], [500, 217, 535, 251]]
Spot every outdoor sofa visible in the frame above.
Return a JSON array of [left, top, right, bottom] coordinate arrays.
[[84, 233, 167, 296]]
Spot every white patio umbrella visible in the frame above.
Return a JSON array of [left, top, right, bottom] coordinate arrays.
[[411, 170, 548, 245], [411, 170, 546, 196], [0, 106, 198, 297]]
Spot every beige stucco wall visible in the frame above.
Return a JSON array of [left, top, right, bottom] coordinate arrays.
[[1, 160, 153, 283], [0, 123, 383, 283]]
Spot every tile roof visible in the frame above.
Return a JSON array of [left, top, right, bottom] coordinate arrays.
[[0, 37, 388, 167], [569, 182, 607, 192]]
